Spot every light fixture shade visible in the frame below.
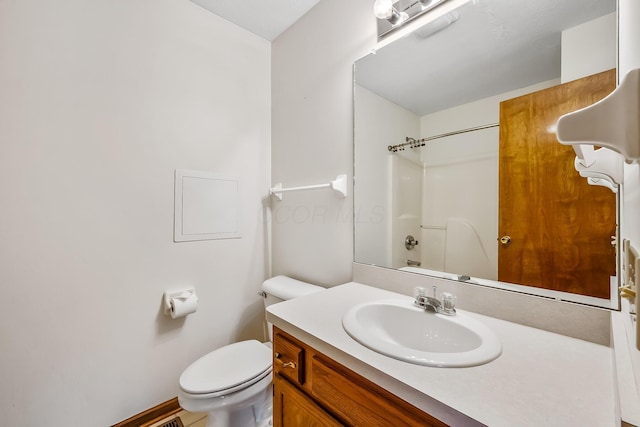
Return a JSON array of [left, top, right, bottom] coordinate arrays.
[[556, 68, 640, 163], [373, 0, 394, 19], [375, 0, 454, 39]]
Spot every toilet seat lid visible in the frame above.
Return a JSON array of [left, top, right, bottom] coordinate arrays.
[[179, 340, 272, 395]]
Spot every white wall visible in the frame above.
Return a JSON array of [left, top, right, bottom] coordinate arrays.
[[620, 0, 640, 247], [561, 12, 617, 84], [0, 1, 271, 426], [619, 0, 640, 394], [271, 0, 377, 286]]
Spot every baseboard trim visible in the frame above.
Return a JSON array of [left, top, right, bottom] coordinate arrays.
[[112, 397, 181, 427]]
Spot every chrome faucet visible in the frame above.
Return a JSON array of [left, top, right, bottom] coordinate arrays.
[[414, 286, 456, 316]]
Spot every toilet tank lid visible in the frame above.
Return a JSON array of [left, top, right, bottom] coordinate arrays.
[[261, 275, 324, 300]]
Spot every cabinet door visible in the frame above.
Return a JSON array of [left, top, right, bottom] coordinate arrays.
[[273, 376, 343, 427], [307, 354, 449, 427]]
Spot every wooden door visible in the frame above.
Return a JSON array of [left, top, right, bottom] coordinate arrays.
[[498, 70, 617, 298]]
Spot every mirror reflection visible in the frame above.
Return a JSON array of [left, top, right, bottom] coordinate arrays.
[[354, 0, 618, 307]]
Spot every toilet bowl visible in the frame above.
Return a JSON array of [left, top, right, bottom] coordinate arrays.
[[177, 276, 324, 427], [178, 340, 273, 427]]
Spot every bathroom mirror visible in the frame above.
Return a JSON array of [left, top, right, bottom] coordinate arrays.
[[354, 0, 619, 308]]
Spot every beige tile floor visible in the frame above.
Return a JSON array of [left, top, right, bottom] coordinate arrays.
[[149, 410, 207, 427]]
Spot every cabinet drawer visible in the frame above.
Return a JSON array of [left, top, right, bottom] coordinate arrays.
[[273, 329, 305, 385]]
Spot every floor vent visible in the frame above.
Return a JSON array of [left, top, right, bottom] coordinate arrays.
[[157, 417, 184, 427]]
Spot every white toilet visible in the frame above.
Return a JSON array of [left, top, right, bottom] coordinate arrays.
[[178, 276, 324, 427]]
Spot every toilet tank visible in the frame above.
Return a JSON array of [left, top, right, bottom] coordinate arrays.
[[261, 276, 324, 340]]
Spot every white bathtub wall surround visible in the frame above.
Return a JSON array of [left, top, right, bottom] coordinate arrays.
[[391, 155, 423, 268], [0, 1, 270, 426], [442, 218, 495, 279], [354, 85, 421, 268], [267, 283, 616, 427], [353, 263, 611, 346]]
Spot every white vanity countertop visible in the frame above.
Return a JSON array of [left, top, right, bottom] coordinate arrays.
[[266, 282, 616, 427]]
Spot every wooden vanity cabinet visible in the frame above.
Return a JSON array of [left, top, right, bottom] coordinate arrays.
[[272, 327, 449, 427]]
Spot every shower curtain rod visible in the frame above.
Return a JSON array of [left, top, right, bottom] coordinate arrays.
[[387, 123, 500, 152]]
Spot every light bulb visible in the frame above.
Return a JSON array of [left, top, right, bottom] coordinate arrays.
[[420, 0, 433, 9], [373, 0, 394, 19]]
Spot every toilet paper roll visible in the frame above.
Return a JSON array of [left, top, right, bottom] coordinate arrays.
[[170, 290, 198, 319]]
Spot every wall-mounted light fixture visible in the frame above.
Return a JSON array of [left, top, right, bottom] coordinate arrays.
[[374, 0, 454, 39], [420, 0, 435, 10], [373, 0, 408, 26]]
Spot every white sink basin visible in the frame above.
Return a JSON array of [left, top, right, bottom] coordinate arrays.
[[342, 299, 502, 368]]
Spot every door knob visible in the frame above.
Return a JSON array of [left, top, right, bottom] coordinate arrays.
[[500, 235, 512, 245]]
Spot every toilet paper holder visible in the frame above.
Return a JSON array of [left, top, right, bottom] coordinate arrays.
[[163, 288, 197, 317]]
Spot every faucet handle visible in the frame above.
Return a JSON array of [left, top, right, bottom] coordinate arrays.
[[441, 292, 457, 315], [413, 287, 426, 299]]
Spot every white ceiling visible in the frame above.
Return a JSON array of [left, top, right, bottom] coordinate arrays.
[[190, 0, 321, 41]]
